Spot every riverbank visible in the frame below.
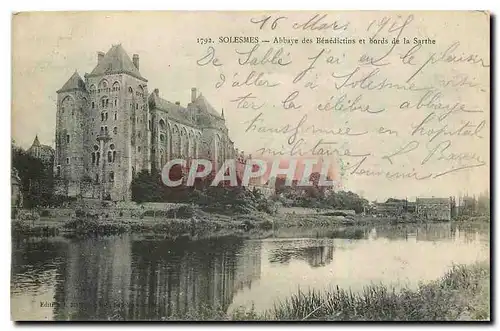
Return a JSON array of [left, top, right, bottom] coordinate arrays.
[[12, 205, 489, 239], [162, 261, 490, 321], [263, 261, 490, 321]]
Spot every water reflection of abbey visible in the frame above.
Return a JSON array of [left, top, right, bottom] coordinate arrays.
[[13, 236, 262, 320]]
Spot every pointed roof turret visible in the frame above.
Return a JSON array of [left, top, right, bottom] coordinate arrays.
[[221, 108, 225, 119], [32, 135, 41, 147], [57, 71, 86, 93], [86, 44, 147, 82]]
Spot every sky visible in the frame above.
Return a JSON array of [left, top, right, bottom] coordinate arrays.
[[11, 11, 490, 201]]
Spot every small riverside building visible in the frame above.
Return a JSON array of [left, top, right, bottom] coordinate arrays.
[[415, 197, 453, 221]]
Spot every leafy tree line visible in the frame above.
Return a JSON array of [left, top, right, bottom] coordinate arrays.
[[273, 172, 369, 213], [11, 144, 54, 208], [130, 169, 276, 214]]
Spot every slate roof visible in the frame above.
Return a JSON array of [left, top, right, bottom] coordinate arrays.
[[148, 92, 195, 126], [193, 94, 223, 119], [28, 135, 54, 157], [87, 44, 146, 81], [416, 197, 450, 204], [57, 71, 86, 93], [31, 135, 41, 147]]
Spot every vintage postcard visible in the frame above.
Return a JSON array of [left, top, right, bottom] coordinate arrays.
[[11, 11, 490, 321]]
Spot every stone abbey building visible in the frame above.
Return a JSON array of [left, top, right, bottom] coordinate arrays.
[[54, 44, 235, 201]]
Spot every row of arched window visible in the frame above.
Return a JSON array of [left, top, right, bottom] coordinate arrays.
[[89, 81, 121, 94], [100, 112, 118, 121], [91, 150, 116, 165], [91, 172, 114, 183], [88, 81, 145, 95]]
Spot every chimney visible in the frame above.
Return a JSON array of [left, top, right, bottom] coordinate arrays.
[[191, 87, 197, 103], [175, 101, 180, 105], [153, 88, 159, 96], [133, 54, 139, 70], [97, 51, 104, 64]]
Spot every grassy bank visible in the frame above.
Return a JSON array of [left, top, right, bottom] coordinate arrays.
[[11, 207, 276, 239], [248, 261, 490, 321], [156, 262, 490, 321]]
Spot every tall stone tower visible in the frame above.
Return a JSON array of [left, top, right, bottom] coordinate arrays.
[[55, 71, 89, 196], [55, 45, 150, 201]]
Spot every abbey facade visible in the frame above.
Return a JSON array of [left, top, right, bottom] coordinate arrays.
[[54, 44, 235, 201]]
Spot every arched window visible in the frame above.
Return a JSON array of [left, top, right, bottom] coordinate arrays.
[[109, 144, 116, 162], [137, 132, 141, 138], [113, 126, 118, 134], [138, 85, 144, 97], [114, 112, 117, 120], [109, 171, 114, 182], [132, 166, 136, 178], [66, 157, 70, 165], [61, 96, 74, 115], [159, 119, 166, 130], [105, 112, 108, 121], [92, 102, 95, 109], [56, 165, 61, 177], [160, 150, 165, 167], [96, 152, 100, 166], [99, 79, 108, 89], [128, 87, 133, 94], [101, 112, 105, 121], [112, 81, 120, 92], [89, 85, 96, 94], [95, 173, 99, 183], [92, 152, 96, 165], [160, 134, 165, 142]]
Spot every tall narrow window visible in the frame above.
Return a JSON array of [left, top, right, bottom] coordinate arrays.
[[56, 165, 61, 177], [92, 152, 96, 165], [105, 112, 108, 121], [114, 100, 117, 107], [101, 112, 105, 121], [112, 151, 116, 162], [114, 112, 117, 120], [66, 157, 70, 165], [92, 102, 95, 109], [96, 152, 100, 166], [104, 126, 108, 135], [95, 173, 99, 183], [113, 126, 118, 134], [108, 151, 112, 163], [109, 171, 114, 182], [66, 134, 70, 143]]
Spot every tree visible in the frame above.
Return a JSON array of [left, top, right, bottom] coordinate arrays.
[[11, 144, 54, 207]]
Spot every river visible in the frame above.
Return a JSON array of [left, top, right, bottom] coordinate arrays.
[[10, 222, 490, 320]]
